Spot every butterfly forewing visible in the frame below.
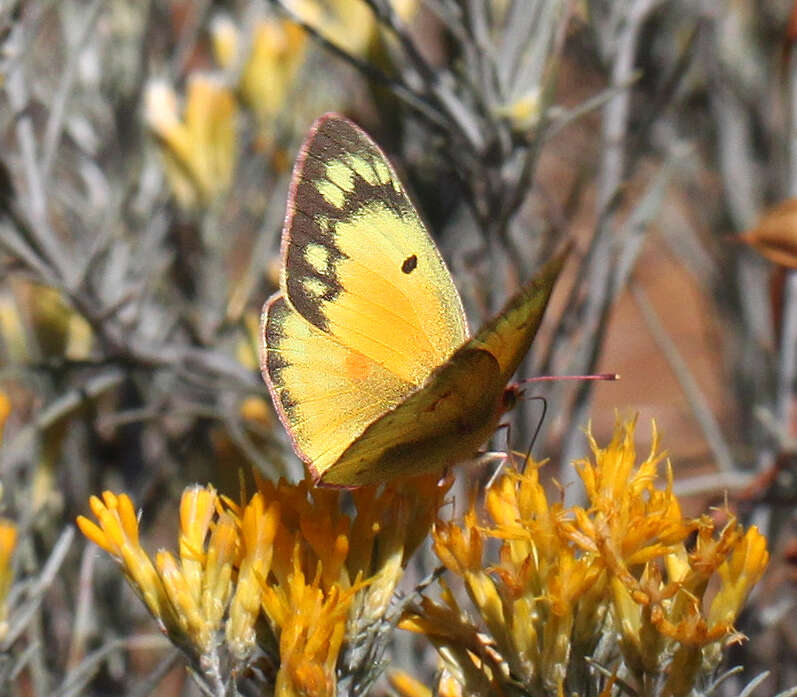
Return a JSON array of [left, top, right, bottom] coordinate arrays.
[[263, 114, 469, 481], [281, 115, 468, 386], [262, 294, 415, 472]]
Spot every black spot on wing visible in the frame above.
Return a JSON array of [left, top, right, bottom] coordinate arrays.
[[402, 254, 418, 274]]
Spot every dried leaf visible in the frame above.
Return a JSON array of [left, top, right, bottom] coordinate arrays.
[[739, 198, 797, 268]]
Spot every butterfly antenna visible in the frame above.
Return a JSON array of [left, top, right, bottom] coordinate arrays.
[[487, 374, 613, 488], [521, 395, 548, 474], [505, 373, 616, 477], [517, 373, 619, 385], [486, 394, 549, 488]]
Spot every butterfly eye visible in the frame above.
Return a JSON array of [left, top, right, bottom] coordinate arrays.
[[402, 255, 418, 274], [502, 386, 519, 412]]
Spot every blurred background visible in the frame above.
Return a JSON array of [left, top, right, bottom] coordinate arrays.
[[0, 0, 794, 695]]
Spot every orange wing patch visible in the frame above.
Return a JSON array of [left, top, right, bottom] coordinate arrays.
[[344, 350, 371, 382]]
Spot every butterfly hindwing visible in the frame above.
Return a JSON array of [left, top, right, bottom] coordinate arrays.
[[320, 348, 505, 487], [281, 114, 468, 386]]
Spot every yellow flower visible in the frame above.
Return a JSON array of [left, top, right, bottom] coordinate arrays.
[[408, 418, 769, 697], [263, 545, 357, 697], [0, 391, 9, 440], [709, 525, 769, 627], [76, 491, 185, 646], [210, 15, 239, 71], [226, 491, 278, 660], [574, 419, 693, 567], [0, 293, 26, 364], [145, 75, 237, 209], [211, 15, 306, 132], [0, 517, 17, 640], [163, 489, 240, 655], [430, 464, 606, 695], [27, 283, 92, 360], [0, 282, 93, 364], [283, 0, 418, 58], [494, 88, 543, 131], [78, 471, 450, 695]]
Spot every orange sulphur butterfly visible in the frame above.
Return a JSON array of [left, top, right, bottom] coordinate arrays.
[[261, 114, 566, 487]]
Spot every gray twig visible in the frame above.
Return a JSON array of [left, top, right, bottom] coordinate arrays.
[[40, 0, 105, 183]]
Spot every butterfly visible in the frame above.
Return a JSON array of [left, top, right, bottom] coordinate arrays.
[[261, 113, 567, 487]]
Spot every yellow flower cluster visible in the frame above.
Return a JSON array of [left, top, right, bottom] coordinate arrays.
[[145, 13, 308, 209], [282, 0, 418, 58], [0, 282, 92, 364], [145, 1, 425, 209], [399, 419, 769, 697], [211, 15, 306, 134], [145, 75, 238, 210], [0, 283, 93, 516], [77, 473, 449, 697]]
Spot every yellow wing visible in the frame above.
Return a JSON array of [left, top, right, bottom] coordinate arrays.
[[280, 113, 467, 385], [319, 348, 505, 487], [318, 249, 569, 486], [263, 294, 413, 471], [262, 114, 468, 478]]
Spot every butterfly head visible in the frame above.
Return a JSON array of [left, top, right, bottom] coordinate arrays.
[[501, 384, 521, 415]]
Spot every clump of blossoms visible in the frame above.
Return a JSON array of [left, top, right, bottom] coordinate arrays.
[[77, 473, 449, 697], [210, 13, 307, 137], [78, 417, 770, 697], [144, 74, 238, 210], [397, 418, 769, 697]]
